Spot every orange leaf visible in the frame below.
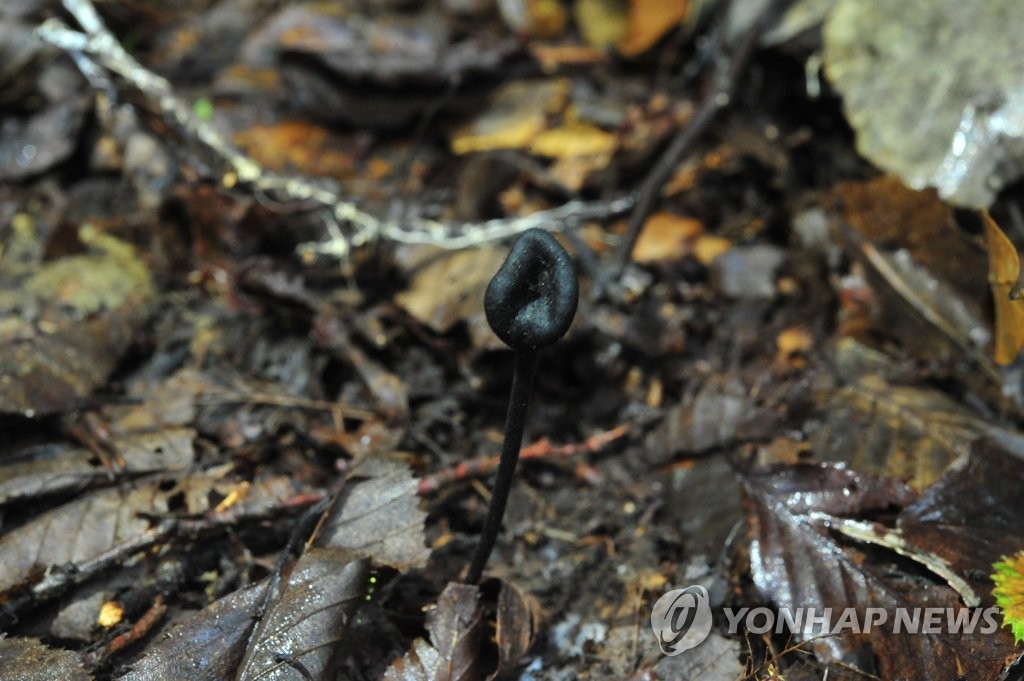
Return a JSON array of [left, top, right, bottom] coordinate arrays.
[[618, 0, 689, 57], [982, 210, 1024, 365]]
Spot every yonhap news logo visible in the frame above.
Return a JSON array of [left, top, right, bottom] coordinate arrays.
[[650, 585, 714, 655], [650, 585, 1004, 655]]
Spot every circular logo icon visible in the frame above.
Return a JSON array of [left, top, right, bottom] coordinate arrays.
[[650, 585, 713, 656]]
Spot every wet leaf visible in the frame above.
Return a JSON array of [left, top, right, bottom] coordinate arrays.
[[894, 440, 1024, 604], [315, 455, 431, 571], [383, 582, 483, 681], [981, 211, 1024, 365], [120, 582, 270, 680], [741, 463, 1017, 680], [0, 636, 91, 680], [236, 551, 369, 681]]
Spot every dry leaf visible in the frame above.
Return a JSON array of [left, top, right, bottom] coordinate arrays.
[[575, 0, 629, 49], [450, 80, 569, 155], [315, 454, 431, 571], [981, 210, 1024, 365], [617, 0, 688, 57], [631, 212, 703, 263], [396, 247, 507, 350], [529, 120, 617, 158]]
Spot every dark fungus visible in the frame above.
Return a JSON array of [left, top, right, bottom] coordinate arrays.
[[466, 228, 578, 585]]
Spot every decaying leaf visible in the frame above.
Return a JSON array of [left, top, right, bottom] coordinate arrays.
[[0, 470, 304, 601], [0, 635, 92, 681], [981, 210, 1024, 365], [812, 374, 988, 489], [642, 376, 753, 466], [741, 461, 1019, 680], [0, 428, 195, 506], [383, 582, 484, 681], [0, 225, 155, 416], [491, 580, 544, 679], [236, 551, 369, 681], [120, 582, 270, 680], [396, 247, 507, 350], [315, 454, 431, 571]]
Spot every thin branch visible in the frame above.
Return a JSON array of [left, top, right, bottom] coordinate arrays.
[[609, 0, 786, 280], [36, 0, 633, 258]]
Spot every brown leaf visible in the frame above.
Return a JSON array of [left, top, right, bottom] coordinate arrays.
[[741, 463, 1015, 680], [383, 582, 483, 681], [0, 428, 195, 506], [396, 247, 507, 350], [812, 375, 988, 489], [896, 440, 1024, 602], [450, 79, 569, 155], [491, 580, 543, 679], [0, 226, 154, 416], [315, 455, 431, 571], [617, 0, 689, 57], [119, 583, 269, 680], [0, 470, 304, 601], [0, 636, 92, 680], [981, 210, 1024, 365], [236, 551, 369, 681]]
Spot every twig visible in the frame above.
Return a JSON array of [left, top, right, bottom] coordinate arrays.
[[417, 425, 628, 495], [609, 0, 785, 280], [35, 0, 634, 258]]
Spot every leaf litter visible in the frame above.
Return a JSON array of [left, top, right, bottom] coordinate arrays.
[[5, 0, 1024, 679]]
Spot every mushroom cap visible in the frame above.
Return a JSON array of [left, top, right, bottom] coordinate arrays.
[[484, 228, 579, 351]]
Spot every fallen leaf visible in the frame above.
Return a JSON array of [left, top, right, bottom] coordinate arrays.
[[981, 210, 1024, 365], [120, 582, 270, 680], [383, 582, 483, 681], [234, 120, 356, 178], [0, 636, 91, 681], [631, 212, 703, 263], [236, 551, 369, 681], [617, 0, 688, 57], [0, 225, 154, 416], [396, 247, 507, 350], [315, 454, 431, 571], [528, 120, 617, 158], [741, 463, 1016, 680], [812, 374, 988, 489], [450, 80, 569, 155], [575, 0, 629, 49], [0, 428, 195, 507], [491, 580, 544, 679]]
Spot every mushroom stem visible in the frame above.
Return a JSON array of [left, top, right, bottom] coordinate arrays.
[[466, 350, 539, 585]]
